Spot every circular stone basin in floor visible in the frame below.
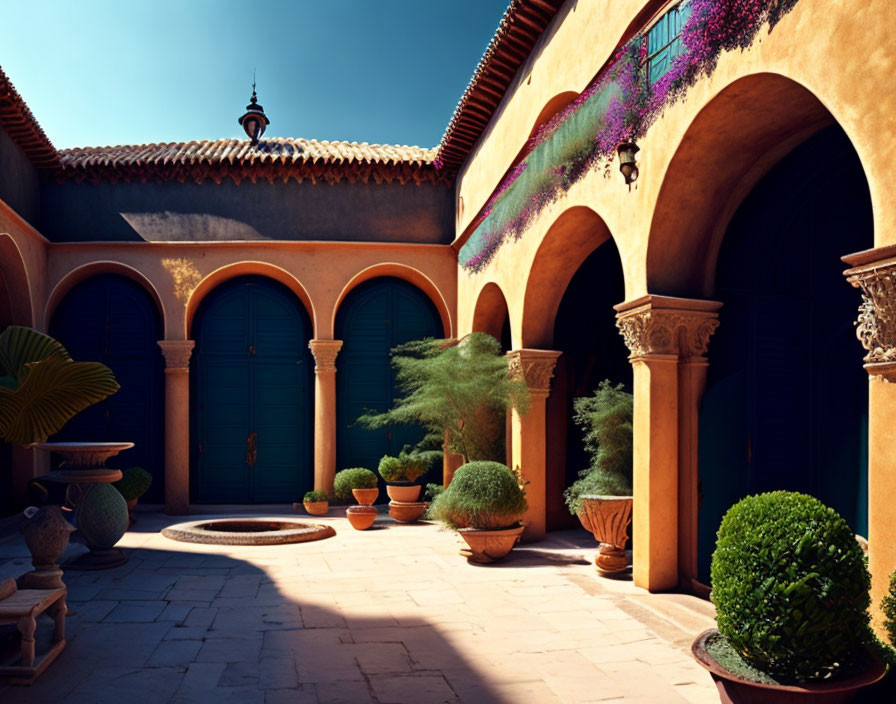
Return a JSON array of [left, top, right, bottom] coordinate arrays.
[[161, 519, 335, 545]]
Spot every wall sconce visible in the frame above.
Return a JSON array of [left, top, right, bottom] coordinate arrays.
[[238, 81, 270, 146], [617, 141, 640, 186]]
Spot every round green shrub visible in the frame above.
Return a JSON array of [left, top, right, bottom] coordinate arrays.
[[428, 461, 527, 530], [377, 450, 439, 484], [113, 467, 153, 502], [711, 491, 871, 682], [883, 569, 896, 649], [333, 468, 377, 501], [303, 490, 328, 503]]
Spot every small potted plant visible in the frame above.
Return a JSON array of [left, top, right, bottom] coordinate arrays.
[[301, 490, 329, 516], [378, 449, 439, 502], [428, 461, 527, 563], [692, 491, 886, 702], [113, 466, 153, 523], [334, 467, 379, 530], [563, 381, 633, 575]]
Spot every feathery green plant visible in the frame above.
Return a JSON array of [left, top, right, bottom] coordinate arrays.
[[358, 333, 529, 463]]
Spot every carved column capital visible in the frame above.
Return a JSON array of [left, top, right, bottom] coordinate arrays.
[[308, 340, 343, 374], [507, 349, 561, 399], [157, 340, 195, 372], [614, 295, 721, 360], [844, 246, 896, 380]]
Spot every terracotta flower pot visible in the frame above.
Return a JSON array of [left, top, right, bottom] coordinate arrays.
[[458, 525, 524, 563], [581, 495, 632, 575], [303, 501, 328, 516], [346, 506, 378, 530], [388, 501, 427, 524], [352, 488, 379, 506], [691, 629, 886, 703], [576, 510, 593, 534], [386, 484, 422, 503]]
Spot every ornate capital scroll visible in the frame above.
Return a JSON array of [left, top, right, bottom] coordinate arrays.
[[614, 296, 721, 360], [308, 340, 343, 374], [844, 247, 896, 380], [157, 340, 195, 372], [507, 349, 561, 399]]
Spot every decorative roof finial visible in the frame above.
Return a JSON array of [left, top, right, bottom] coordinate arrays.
[[238, 70, 270, 146]]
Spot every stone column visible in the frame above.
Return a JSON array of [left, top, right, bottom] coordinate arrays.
[[158, 340, 194, 515], [308, 340, 343, 496], [614, 295, 720, 592], [843, 245, 896, 632], [507, 349, 561, 542]]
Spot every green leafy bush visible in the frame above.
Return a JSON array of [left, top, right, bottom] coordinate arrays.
[[303, 490, 328, 503], [377, 449, 440, 484], [333, 468, 377, 502], [883, 570, 896, 649], [113, 467, 153, 501], [358, 333, 530, 463], [428, 461, 527, 530], [564, 381, 633, 515], [424, 483, 444, 502], [711, 491, 872, 682]]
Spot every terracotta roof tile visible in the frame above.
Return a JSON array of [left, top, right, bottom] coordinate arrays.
[[436, 0, 563, 175], [55, 137, 447, 186], [0, 65, 59, 169]]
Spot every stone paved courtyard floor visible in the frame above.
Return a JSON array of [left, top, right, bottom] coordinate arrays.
[[0, 508, 719, 703]]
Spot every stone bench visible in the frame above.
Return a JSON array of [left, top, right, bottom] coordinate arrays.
[[0, 578, 67, 685]]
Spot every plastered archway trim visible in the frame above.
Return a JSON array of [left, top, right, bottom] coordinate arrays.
[[331, 263, 453, 339], [185, 262, 316, 340], [0, 233, 35, 327], [46, 261, 166, 334], [471, 281, 511, 342]]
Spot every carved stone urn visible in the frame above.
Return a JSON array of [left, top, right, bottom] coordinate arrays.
[[19, 505, 75, 589], [581, 495, 633, 575]]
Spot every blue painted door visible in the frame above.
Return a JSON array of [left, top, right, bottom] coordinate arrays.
[[336, 278, 443, 485], [193, 277, 313, 503], [49, 275, 165, 502]]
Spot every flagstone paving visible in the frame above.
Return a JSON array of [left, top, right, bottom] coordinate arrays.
[[0, 509, 718, 703]]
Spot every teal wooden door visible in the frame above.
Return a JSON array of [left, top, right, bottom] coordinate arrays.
[[336, 278, 443, 482], [193, 277, 313, 503]]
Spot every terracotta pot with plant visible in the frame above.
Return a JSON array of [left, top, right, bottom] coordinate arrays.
[[301, 490, 328, 516], [334, 467, 379, 507], [563, 381, 633, 575], [428, 461, 527, 563], [378, 449, 440, 502], [113, 466, 153, 522], [691, 491, 886, 703]]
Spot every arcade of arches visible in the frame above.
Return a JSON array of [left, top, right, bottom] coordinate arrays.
[[4, 0, 896, 632]]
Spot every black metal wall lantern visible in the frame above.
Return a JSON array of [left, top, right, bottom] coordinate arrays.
[[617, 140, 640, 186], [238, 81, 270, 146]]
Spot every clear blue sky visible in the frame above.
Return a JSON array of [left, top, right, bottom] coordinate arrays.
[[1, 0, 510, 149]]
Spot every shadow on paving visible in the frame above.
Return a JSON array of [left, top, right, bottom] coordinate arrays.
[[0, 538, 508, 704]]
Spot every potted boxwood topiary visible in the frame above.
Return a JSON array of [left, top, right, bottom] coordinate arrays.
[[301, 490, 328, 516], [428, 461, 527, 563], [334, 468, 379, 530], [113, 466, 153, 522], [563, 381, 633, 575], [692, 491, 886, 702], [378, 449, 440, 502]]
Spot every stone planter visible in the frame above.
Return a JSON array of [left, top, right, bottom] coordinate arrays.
[[388, 501, 427, 524], [581, 495, 632, 575], [691, 629, 886, 703], [346, 506, 378, 530], [458, 525, 525, 563], [19, 506, 75, 589], [352, 488, 379, 506], [576, 510, 593, 534], [303, 500, 328, 516], [386, 484, 422, 503]]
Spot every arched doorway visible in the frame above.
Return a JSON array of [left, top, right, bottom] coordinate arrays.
[[49, 274, 165, 502], [335, 277, 443, 485], [191, 276, 313, 503], [547, 239, 631, 529], [696, 125, 872, 580], [472, 282, 512, 352]]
